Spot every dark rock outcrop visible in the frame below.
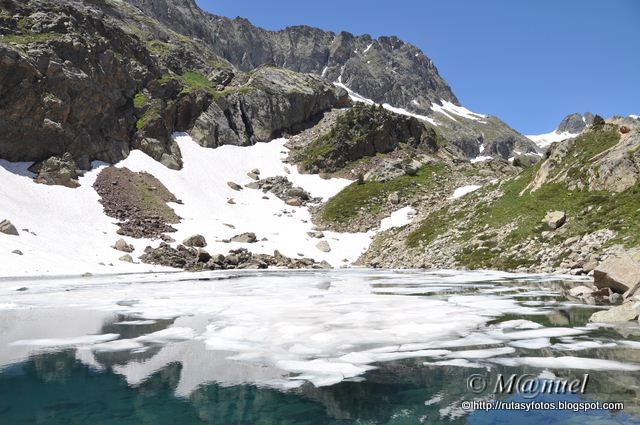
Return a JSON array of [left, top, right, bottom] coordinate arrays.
[[0, 0, 346, 173], [0, 219, 19, 236], [123, 0, 536, 159], [31, 153, 80, 188], [292, 103, 447, 174], [140, 244, 331, 270], [557, 112, 594, 134]]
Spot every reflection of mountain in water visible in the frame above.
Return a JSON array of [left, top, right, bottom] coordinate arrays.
[[2, 349, 640, 424]]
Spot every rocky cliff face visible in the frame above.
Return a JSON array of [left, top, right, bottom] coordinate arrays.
[[0, 0, 345, 172], [121, 0, 538, 160]]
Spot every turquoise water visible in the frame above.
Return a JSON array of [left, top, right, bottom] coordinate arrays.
[[1, 350, 638, 424], [1, 270, 640, 424]]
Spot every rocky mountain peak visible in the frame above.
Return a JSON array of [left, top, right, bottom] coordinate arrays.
[[557, 112, 594, 134]]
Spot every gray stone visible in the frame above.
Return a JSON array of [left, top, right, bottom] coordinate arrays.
[[307, 231, 325, 239], [388, 192, 400, 205], [594, 248, 640, 294], [11, 249, 23, 255], [0, 220, 19, 236], [568, 285, 594, 298], [183, 234, 207, 247], [227, 181, 243, 191], [230, 232, 257, 243], [544, 211, 567, 230], [119, 254, 134, 263], [197, 249, 211, 263], [316, 240, 331, 253], [113, 238, 134, 253], [589, 302, 639, 323], [285, 198, 303, 207], [609, 293, 623, 305]]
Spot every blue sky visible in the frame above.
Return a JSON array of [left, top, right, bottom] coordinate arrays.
[[196, 0, 639, 134]]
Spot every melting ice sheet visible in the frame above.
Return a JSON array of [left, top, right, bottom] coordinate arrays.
[[0, 269, 635, 393]]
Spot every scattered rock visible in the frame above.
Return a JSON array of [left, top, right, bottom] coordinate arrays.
[[183, 234, 207, 248], [32, 153, 80, 188], [544, 211, 567, 230], [285, 198, 303, 207], [230, 232, 257, 243], [609, 293, 623, 305], [388, 192, 400, 205], [594, 247, 640, 294], [307, 231, 325, 239], [223, 223, 236, 229], [94, 167, 179, 239], [247, 172, 259, 180], [16, 287, 28, 291], [227, 198, 236, 204], [227, 181, 243, 191], [568, 285, 594, 298], [243, 175, 317, 206], [197, 249, 211, 263], [11, 249, 23, 255], [119, 254, 134, 263], [316, 240, 331, 253], [0, 220, 19, 236], [589, 302, 639, 323], [251, 169, 260, 175], [113, 238, 134, 253]]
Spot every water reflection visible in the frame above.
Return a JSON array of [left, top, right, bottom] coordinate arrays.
[[2, 350, 640, 424]]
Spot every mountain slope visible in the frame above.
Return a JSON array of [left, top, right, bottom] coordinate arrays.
[[361, 117, 640, 273], [121, 0, 539, 160]]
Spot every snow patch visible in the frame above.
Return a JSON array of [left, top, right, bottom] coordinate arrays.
[[431, 99, 487, 122], [333, 80, 438, 126], [379, 207, 415, 231], [449, 185, 481, 200], [526, 130, 579, 148]]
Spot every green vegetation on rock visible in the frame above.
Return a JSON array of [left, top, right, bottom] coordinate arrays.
[[0, 32, 59, 44], [320, 163, 447, 224], [136, 99, 162, 130], [405, 126, 640, 270], [133, 91, 149, 108]]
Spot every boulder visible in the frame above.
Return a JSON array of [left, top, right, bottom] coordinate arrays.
[[285, 198, 303, 207], [0, 220, 19, 236], [316, 240, 331, 253], [230, 232, 257, 243], [113, 238, 134, 253], [227, 181, 243, 191], [183, 234, 207, 248], [544, 211, 566, 230], [388, 192, 400, 205], [197, 249, 211, 263], [119, 254, 133, 263], [594, 248, 640, 294], [568, 285, 594, 298], [32, 153, 80, 188], [589, 302, 639, 323]]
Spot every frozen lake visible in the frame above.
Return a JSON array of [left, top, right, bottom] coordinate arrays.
[[1, 269, 639, 424]]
